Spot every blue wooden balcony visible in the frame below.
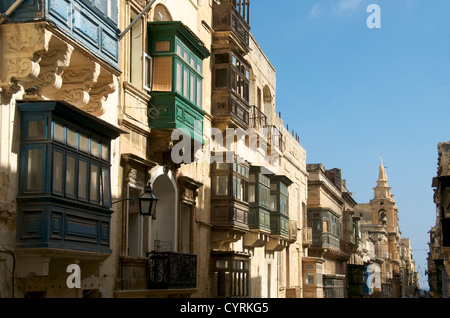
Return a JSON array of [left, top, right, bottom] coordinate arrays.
[[0, 0, 119, 70]]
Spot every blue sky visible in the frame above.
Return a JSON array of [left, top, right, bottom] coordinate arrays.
[[251, 0, 450, 289]]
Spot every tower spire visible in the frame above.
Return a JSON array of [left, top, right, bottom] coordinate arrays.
[[373, 156, 392, 200], [378, 156, 388, 182]]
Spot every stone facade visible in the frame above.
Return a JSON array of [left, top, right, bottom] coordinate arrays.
[[0, 0, 419, 299]]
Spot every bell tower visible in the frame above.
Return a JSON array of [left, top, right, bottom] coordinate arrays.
[[370, 158, 399, 232]]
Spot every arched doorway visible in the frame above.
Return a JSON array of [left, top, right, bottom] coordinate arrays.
[[150, 168, 177, 252]]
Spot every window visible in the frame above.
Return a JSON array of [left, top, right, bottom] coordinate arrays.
[[143, 53, 153, 91], [212, 159, 249, 202], [215, 175, 228, 196], [306, 273, 315, 285], [152, 56, 172, 92], [26, 147, 45, 192], [130, 10, 143, 87], [17, 101, 121, 254], [148, 24, 208, 109], [20, 118, 114, 207]]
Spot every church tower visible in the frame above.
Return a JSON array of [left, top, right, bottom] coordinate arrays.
[[370, 158, 399, 232]]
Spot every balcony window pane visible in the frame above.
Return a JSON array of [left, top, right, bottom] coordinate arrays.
[[197, 78, 202, 106], [28, 120, 45, 139], [101, 144, 109, 161], [215, 175, 228, 196], [90, 164, 99, 203], [67, 129, 77, 148], [280, 195, 288, 214], [53, 122, 65, 142], [144, 53, 153, 91], [176, 61, 182, 93], [80, 134, 89, 153], [102, 168, 111, 206], [270, 194, 277, 211], [53, 150, 64, 193], [152, 56, 172, 92], [248, 185, 255, 203], [78, 160, 88, 200], [91, 139, 100, 157], [183, 67, 189, 98], [66, 155, 76, 197], [215, 69, 227, 88], [190, 73, 195, 103], [216, 163, 228, 170], [27, 149, 44, 191]]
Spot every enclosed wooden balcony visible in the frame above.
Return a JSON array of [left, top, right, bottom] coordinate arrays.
[[212, 50, 251, 130], [212, 0, 251, 52]]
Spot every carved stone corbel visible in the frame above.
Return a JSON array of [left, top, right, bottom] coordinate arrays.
[[84, 71, 117, 117], [24, 38, 74, 98], [212, 230, 243, 251], [57, 51, 101, 108], [1, 22, 52, 100]]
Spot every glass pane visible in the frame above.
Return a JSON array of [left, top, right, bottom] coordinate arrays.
[[215, 68, 227, 88], [176, 43, 182, 56], [66, 155, 76, 197], [67, 128, 77, 148], [90, 164, 99, 203], [101, 143, 109, 161], [27, 149, 44, 191], [216, 163, 228, 170], [215, 175, 228, 196], [190, 73, 195, 103], [78, 160, 88, 200], [248, 185, 255, 203], [28, 121, 45, 139], [197, 78, 202, 106], [176, 61, 182, 93], [216, 260, 228, 269], [80, 134, 89, 153], [102, 168, 111, 206], [53, 122, 65, 142], [270, 194, 277, 211], [91, 139, 100, 157], [183, 67, 189, 98], [152, 57, 172, 92], [53, 150, 63, 193]]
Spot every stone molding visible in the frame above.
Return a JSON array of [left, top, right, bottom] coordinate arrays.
[[0, 22, 117, 117]]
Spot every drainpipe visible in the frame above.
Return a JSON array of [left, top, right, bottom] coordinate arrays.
[[0, 0, 26, 24], [119, 0, 157, 40]]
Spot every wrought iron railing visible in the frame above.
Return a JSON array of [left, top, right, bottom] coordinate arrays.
[[268, 125, 284, 152], [146, 252, 197, 290], [249, 105, 267, 137]]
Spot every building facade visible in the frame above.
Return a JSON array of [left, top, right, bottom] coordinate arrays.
[[0, 0, 311, 298], [429, 141, 450, 298]]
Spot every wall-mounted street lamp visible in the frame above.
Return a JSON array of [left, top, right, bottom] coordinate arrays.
[[138, 185, 158, 218], [112, 185, 158, 218]]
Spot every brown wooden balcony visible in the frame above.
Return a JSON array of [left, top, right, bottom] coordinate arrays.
[[213, 0, 250, 50]]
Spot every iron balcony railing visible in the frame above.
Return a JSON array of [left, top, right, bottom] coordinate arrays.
[[249, 105, 268, 137], [147, 252, 197, 290]]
